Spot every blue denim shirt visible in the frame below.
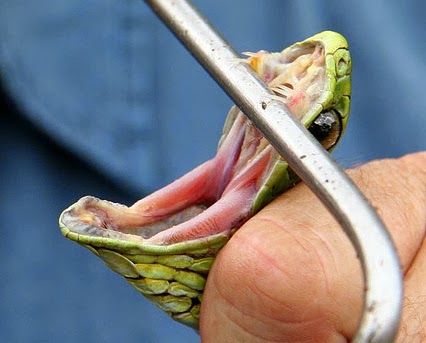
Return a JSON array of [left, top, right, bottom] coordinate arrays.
[[1, 1, 424, 342]]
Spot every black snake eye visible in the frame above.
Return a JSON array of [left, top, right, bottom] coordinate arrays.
[[308, 110, 342, 150]]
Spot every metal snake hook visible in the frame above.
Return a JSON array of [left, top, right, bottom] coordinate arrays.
[[143, 1, 403, 341]]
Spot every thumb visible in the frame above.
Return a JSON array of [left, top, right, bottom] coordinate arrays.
[[200, 152, 426, 342]]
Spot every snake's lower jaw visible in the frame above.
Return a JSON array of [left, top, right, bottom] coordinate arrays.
[[59, 108, 278, 329]]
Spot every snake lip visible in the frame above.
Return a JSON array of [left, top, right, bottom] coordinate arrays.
[[60, 36, 336, 246]]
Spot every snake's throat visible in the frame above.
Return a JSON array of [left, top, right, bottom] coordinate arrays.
[[60, 111, 277, 246]]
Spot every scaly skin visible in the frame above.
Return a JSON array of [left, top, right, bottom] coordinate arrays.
[[59, 31, 352, 330]]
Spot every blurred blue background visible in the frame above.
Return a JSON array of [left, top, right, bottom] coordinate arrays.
[[0, 1, 424, 342]]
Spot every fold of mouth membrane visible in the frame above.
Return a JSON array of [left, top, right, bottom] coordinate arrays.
[[60, 41, 327, 246]]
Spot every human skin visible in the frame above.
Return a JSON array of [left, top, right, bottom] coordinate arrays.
[[200, 151, 426, 342]]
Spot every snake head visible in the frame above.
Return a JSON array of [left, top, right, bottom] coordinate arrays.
[[236, 30, 352, 212], [59, 31, 352, 329]]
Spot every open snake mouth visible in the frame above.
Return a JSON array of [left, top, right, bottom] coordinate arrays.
[[60, 40, 342, 246]]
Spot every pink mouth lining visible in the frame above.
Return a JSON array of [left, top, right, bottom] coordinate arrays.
[[66, 110, 275, 245], [63, 42, 327, 246]]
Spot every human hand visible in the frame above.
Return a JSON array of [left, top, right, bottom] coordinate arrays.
[[200, 152, 426, 342]]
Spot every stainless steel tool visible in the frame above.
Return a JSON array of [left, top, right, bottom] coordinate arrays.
[[144, 1, 402, 341]]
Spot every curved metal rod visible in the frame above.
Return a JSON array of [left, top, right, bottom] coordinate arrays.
[[144, 0, 403, 341]]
